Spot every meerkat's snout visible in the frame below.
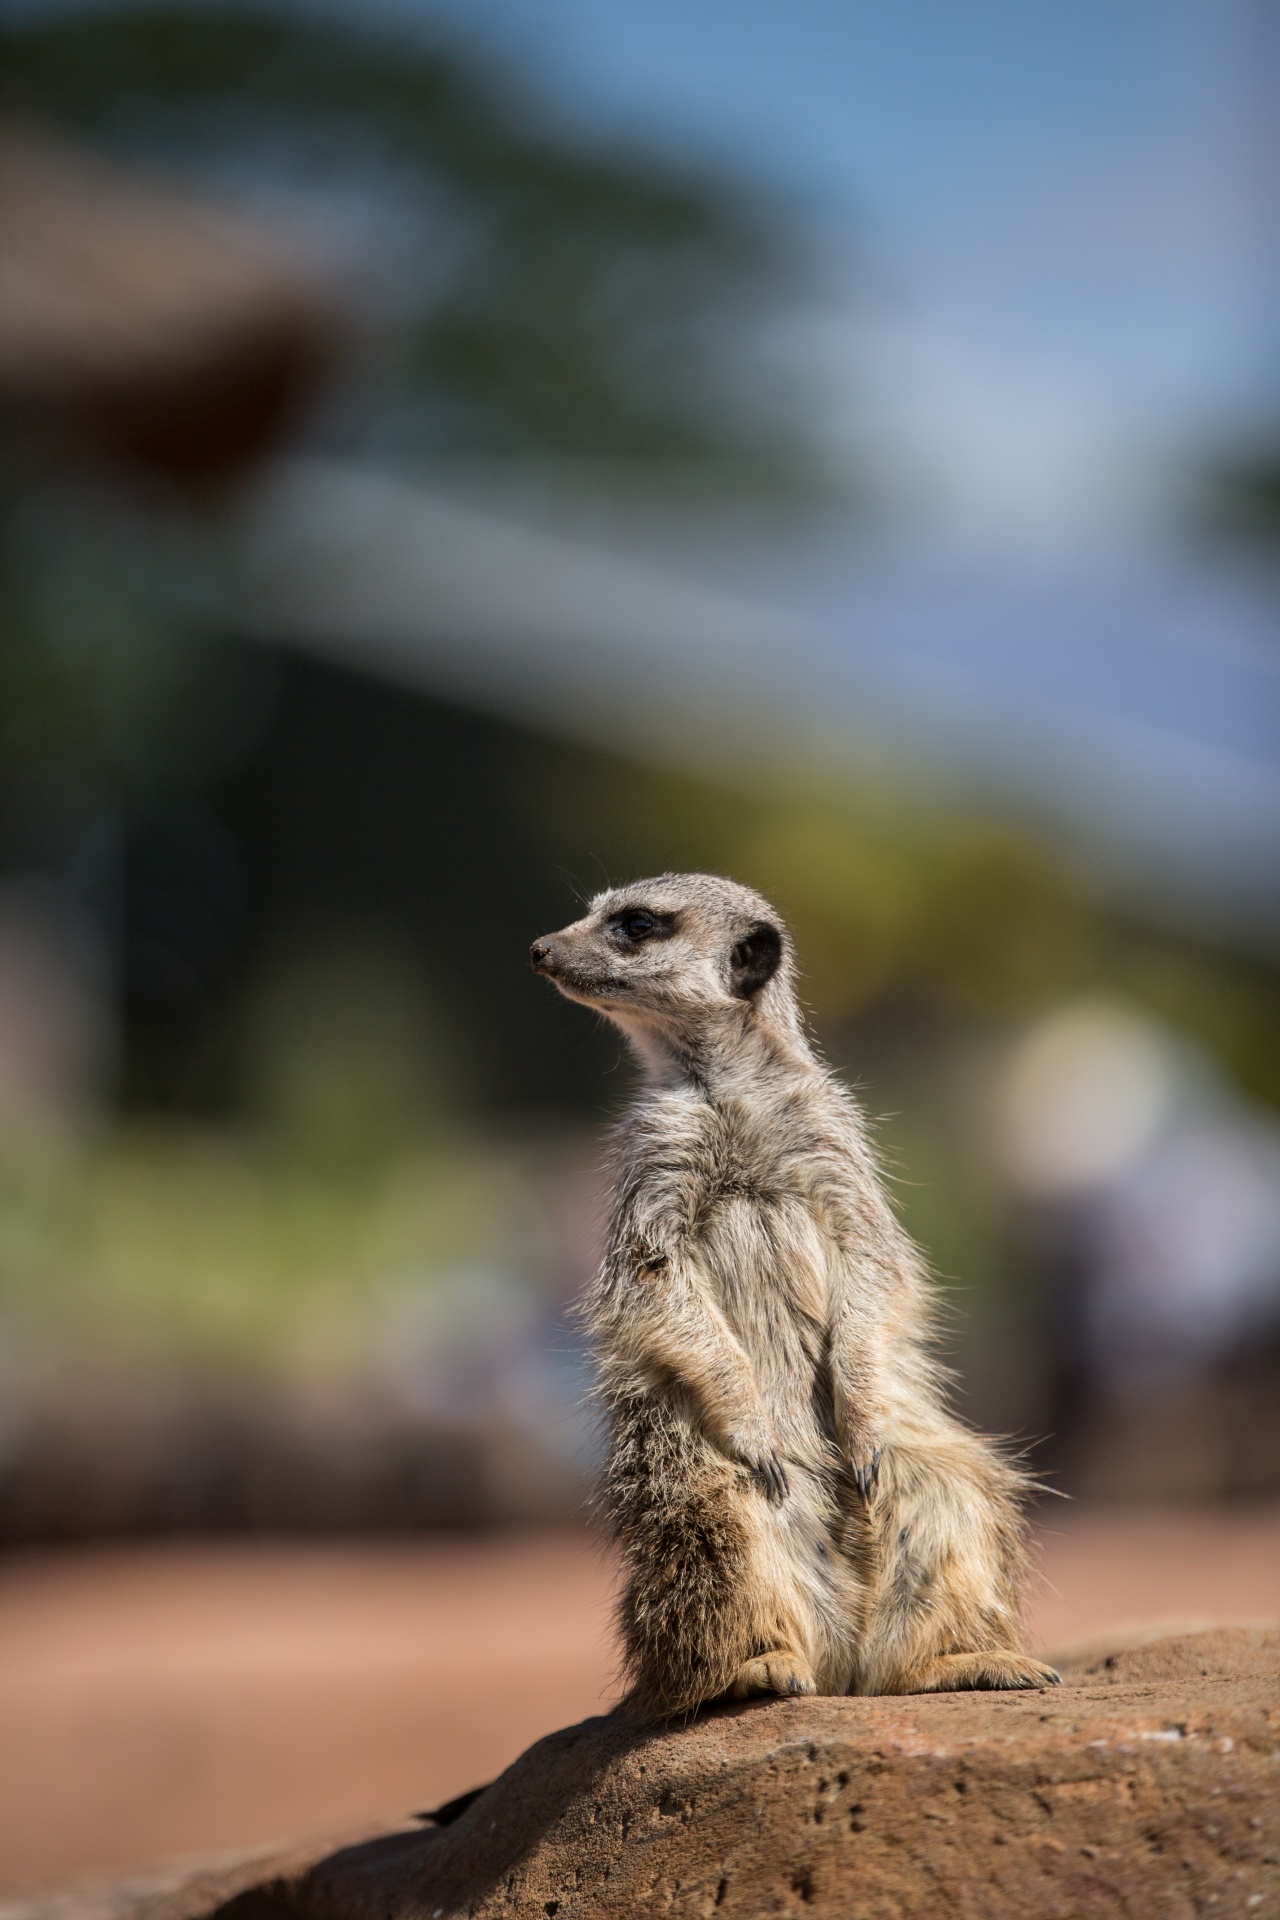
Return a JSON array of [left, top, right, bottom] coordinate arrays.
[[530, 916, 630, 1008], [529, 926, 593, 987]]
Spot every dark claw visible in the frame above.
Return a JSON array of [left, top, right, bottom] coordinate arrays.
[[754, 1454, 789, 1504], [852, 1447, 882, 1504]]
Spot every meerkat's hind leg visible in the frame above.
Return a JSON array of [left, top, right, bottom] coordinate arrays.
[[893, 1650, 1060, 1694], [728, 1648, 817, 1699]]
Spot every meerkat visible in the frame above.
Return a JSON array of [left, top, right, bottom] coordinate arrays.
[[531, 872, 1058, 1720]]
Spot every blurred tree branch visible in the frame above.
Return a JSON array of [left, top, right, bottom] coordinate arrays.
[[0, 3, 819, 478]]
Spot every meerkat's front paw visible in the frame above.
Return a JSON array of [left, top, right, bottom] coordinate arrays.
[[751, 1452, 790, 1503], [848, 1443, 882, 1504], [725, 1424, 790, 1503], [732, 1448, 789, 1503]]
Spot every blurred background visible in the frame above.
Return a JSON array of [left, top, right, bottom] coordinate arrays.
[[0, 0, 1278, 1898]]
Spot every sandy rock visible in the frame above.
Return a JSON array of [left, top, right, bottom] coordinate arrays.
[[18, 1629, 1280, 1920]]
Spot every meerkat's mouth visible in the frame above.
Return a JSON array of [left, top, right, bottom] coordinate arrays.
[[549, 970, 632, 1007]]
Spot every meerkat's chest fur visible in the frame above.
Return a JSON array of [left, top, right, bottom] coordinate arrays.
[[611, 1077, 856, 1375]]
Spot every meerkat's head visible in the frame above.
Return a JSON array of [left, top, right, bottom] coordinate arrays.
[[530, 872, 803, 1067]]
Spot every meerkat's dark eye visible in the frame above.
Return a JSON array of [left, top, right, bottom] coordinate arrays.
[[606, 906, 675, 952], [611, 907, 673, 946]]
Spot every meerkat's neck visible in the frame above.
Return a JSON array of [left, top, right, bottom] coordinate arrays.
[[615, 1004, 819, 1104]]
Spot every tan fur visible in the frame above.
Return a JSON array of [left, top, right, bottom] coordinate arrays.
[[531, 873, 1057, 1719]]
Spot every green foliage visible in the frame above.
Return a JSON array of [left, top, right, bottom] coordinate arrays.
[[0, 3, 811, 472], [239, 930, 455, 1175], [1196, 451, 1280, 546], [0, 487, 273, 817], [0, 1122, 556, 1363]]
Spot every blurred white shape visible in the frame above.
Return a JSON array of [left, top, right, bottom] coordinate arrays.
[[995, 999, 1181, 1198], [1088, 1117, 1280, 1390], [996, 994, 1280, 1393]]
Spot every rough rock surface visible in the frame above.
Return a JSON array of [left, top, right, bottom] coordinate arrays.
[[15, 1629, 1280, 1919]]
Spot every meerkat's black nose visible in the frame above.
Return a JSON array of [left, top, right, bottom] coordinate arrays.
[[530, 936, 556, 974]]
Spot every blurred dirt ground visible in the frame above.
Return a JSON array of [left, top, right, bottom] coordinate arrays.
[[1, 1506, 1277, 1901]]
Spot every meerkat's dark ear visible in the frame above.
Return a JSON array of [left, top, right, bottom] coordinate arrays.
[[729, 921, 783, 998]]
